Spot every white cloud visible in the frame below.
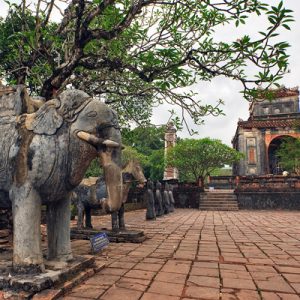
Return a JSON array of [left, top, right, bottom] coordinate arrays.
[[153, 0, 300, 146]]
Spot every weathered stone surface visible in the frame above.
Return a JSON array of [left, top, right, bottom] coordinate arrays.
[[154, 182, 164, 217], [232, 87, 300, 176], [162, 183, 171, 214], [145, 180, 156, 220], [74, 160, 146, 229], [237, 192, 300, 209], [0, 256, 95, 295], [168, 185, 175, 213], [172, 184, 202, 208], [0, 87, 123, 272], [71, 228, 146, 243]]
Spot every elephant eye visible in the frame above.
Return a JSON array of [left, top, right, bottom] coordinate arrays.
[[87, 111, 97, 118]]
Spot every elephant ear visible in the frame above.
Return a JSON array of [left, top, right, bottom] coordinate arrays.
[[25, 99, 63, 135]]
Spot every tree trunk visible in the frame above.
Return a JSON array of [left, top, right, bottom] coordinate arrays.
[[41, 50, 82, 99]]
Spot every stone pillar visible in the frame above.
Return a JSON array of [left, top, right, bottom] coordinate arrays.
[[163, 122, 179, 180]]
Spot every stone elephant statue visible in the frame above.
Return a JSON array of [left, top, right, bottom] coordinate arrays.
[[0, 86, 123, 273], [74, 159, 146, 229]]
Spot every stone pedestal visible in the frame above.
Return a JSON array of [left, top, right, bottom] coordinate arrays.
[[0, 253, 96, 295], [71, 227, 146, 243]]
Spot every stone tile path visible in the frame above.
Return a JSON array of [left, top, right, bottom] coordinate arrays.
[[61, 209, 300, 300]]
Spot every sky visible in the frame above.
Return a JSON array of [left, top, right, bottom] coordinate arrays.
[[152, 0, 300, 145], [0, 0, 299, 146]]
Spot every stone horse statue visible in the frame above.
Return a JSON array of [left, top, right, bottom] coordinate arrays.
[[74, 159, 146, 229], [0, 86, 123, 273]]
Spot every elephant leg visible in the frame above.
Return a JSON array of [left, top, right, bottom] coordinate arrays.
[[77, 202, 84, 229], [118, 204, 125, 230], [85, 206, 93, 229], [11, 182, 44, 272], [111, 211, 119, 231], [47, 196, 72, 261]]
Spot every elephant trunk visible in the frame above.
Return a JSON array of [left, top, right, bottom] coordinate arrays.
[[98, 147, 123, 213], [76, 130, 123, 213]]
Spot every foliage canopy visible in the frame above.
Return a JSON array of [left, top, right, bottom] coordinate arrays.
[[0, 0, 294, 127], [122, 126, 165, 180], [167, 138, 243, 181], [276, 137, 300, 175], [84, 144, 147, 177]]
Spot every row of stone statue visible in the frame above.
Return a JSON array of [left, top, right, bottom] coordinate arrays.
[[145, 181, 175, 220]]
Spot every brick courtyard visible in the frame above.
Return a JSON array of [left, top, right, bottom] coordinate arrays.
[[61, 209, 300, 300]]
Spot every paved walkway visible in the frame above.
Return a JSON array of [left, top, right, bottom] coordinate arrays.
[[62, 209, 300, 300]]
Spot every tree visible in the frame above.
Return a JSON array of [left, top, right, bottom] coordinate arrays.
[[122, 126, 165, 180], [84, 145, 146, 178], [276, 137, 300, 175], [147, 149, 165, 180], [167, 138, 243, 181], [210, 167, 232, 176], [0, 0, 294, 127], [121, 145, 147, 166], [122, 126, 165, 155]]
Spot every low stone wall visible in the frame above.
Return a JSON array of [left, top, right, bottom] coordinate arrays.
[[207, 176, 236, 190], [93, 182, 203, 213], [237, 192, 300, 209], [235, 176, 300, 209], [173, 183, 204, 208], [126, 187, 146, 211], [125, 183, 203, 209], [126, 183, 204, 209]]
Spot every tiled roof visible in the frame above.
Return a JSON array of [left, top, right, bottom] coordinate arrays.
[[256, 87, 299, 100], [238, 118, 300, 129]]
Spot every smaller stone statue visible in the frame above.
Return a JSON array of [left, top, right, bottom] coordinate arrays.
[[145, 180, 156, 220], [155, 181, 164, 217], [168, 184, 175, 212], [162, 183, 170, 214]]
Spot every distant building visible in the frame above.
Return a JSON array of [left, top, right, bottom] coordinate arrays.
[[232, 87, 300, 175], [163, 122, 179, 180]]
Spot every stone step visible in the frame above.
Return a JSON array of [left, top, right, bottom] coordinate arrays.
[[200, 199, 238, 202], [202, 194, 237, 199], [200, 202, 238, 205], [201, 198, 237, 201], [200, 200, 238, 203], [202, 198, 237, 201], [199, 207, 239, 211], [199, 205, 239, 208], [199, 204, 238, 208], [200, 203, 238, 207], [200, 201, 238, 204], [199, 191, 239, 211]]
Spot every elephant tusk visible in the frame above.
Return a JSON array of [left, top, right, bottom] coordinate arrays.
[[77, 131, 104, 145], [103, 140, 120, 148], [77, 131, 120, 148]]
